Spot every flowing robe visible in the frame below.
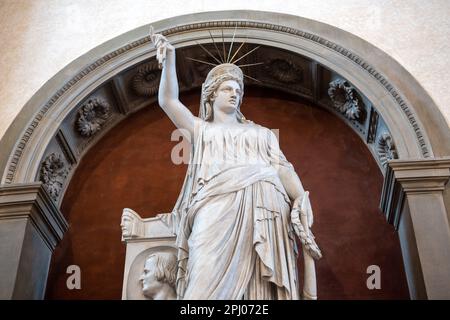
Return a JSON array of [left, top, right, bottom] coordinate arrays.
[[172, 121, 300, 299]]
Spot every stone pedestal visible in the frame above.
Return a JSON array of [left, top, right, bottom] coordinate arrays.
[[120, 209, 176, 300], [381, 158, 450, 299], [0, 183, 68, 299]]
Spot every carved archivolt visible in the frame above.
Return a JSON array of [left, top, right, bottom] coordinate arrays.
[[131, 63, 160, 96], [266, 58, 303, 84], [39, 153, 68, 201], [377, 133, 398, 167], [2, 19, 435, 185], [328, 79, 362, 121], [76, 98, 111, 137]]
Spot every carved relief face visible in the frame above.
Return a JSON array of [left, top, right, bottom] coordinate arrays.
[[212, 80, 242, 114], [120, 214, 134, 237], [139, 257, 160, 298]]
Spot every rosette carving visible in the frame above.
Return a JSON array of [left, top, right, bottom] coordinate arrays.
[[131, 63, 160, 96], [377, 133, 398, 167], [328, 79, 362, 121], [40, 153, 69, 201], [266, 58, 303, 84], [76, 98, 111, 137]]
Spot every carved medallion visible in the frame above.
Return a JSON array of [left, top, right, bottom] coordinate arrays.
[[377, 133, 398, 167], [265, 58, 303, 84], [76, 98, 111, 137], [131, 63, 160, 96], [40, 153, 69, 201], [328, 79, 362, 121]]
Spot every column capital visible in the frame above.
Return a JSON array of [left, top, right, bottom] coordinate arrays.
[[389, 158, 450, 193], [0, 182, 68, 250], [380, 158, 450, 229]]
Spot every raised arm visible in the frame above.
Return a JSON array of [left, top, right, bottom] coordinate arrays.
[[150, 28, 201, 140]]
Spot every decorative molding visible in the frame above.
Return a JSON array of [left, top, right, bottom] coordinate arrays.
[[377, 132, 398, 167], [312, 62, 319, 103], [3, 19, 431, 184], [379, 164, 404, 229], [265, 58, 303, 84], [131, 62, 161, 97], [4, 35, 149, 184], [76, 98, 111, 137], [0, 182, 68, 250], [380, 158, 450, 229], [328, 78, 362, 121], [55, 129, 77, 165], [39, 153, 68, 201], [0, 182, 68, 299], [366, 106, 379, 144], [163, 21, 430, 157], [111, 78, 130, 115]]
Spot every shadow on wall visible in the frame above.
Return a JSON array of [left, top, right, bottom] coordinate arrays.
[[45, 87, 409, 299]]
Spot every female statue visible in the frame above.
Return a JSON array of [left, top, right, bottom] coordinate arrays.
[[150, 28, 321, 300]]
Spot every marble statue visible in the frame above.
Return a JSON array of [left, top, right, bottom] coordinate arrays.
[[140, 252, 177, 300], [143, 27, 322, 300]]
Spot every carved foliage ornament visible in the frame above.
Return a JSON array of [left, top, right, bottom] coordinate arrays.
[[266, 59, 303, 84], [377, 133, 398, 167], [76, 98, 111, 137], [40, 153, 69, 201], [132, 63, 160, 96], [328, 79, 362, 121]]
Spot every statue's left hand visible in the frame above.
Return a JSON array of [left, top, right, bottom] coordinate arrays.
[[292, 195, 302, 210], [292, 192, 313, 227], [291, 192, 322, 260]]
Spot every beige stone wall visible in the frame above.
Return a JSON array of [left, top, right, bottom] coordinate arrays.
[[1, 0, 449, 140]]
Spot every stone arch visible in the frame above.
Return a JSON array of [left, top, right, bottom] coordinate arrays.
[[1, 11, 449, 299], [1, 12, 445, 189]]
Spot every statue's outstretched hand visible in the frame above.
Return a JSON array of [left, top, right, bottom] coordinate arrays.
[[149, 26, 174, 69]]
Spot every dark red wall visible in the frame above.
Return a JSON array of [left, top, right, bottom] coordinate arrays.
[[45, 88, 409, 299]]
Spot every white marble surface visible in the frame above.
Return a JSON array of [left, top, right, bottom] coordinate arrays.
[[120, 208, 176, 300], [1, 0, 449, 139], [145, 29, 321, 298]]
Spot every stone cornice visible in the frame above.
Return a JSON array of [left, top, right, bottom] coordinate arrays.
[[389, 158, 450, 193], [380, 158, 450, 229], [0, 183, 68, 250]]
